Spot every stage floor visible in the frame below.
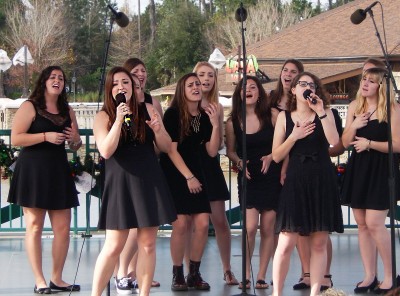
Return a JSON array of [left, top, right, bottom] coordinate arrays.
[[0, 229, 399, 295]]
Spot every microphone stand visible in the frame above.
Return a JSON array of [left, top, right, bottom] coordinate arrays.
[[367, 8, 398, 289], [232, 3, 255, 296]]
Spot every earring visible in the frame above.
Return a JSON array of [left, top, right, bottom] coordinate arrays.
[[257, 97, 260, 103]]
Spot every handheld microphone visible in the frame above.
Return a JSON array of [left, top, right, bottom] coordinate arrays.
[[107, 4, 129, 27], [115, 93, 131, 127], [350, 1, 378, 25], [303, 89, 317, 105]]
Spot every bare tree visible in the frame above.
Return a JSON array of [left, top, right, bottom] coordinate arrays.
[[206, 1, 312, 52], [4, 0, 70, 73], [149, 0, 156, 46]]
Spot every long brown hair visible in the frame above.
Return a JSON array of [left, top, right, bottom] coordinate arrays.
[[29, 65, 69, 116], [288, 72, 330, 111], [193, 61, 219, 104], [170, 73, 202, 142], [102, 67, 146, 143], [229, 76, 272, 129], [269, 59, 304, 109]]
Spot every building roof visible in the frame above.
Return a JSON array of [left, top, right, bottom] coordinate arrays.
[[151, 0, 400, 98]]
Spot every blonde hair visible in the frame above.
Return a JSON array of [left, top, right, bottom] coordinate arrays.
[[193, 61, 219, 104], [354, 67, 395, 123]]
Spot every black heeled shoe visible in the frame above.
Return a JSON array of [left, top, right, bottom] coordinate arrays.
[[373, 275, 400, 295], [320, 274, 333, 292], [354, 276, 378, 294], [49, 281, 81, 292], [293, 272, 310, 290], [34, 285, 52, 294]]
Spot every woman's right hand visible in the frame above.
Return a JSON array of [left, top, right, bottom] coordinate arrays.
[[187, 177, 202, 194], [291, 121, 315, 141], [116, 102, 130, 124], [351, 112, 370, 130], [45, 132, 66, 145]]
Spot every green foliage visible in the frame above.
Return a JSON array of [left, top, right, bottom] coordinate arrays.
[[144, 0, 209, 88], [212, 0, 258, 16]]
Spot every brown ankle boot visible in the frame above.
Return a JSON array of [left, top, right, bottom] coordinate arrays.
[[171, 265, 188, 291], [186, 260, 210, 290]]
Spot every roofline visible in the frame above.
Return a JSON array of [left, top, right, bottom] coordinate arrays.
[[256, 55, 400, 64]]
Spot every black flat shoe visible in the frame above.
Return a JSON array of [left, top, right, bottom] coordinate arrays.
[[354, 276, 378, 294], [293, 272, 310, 290], [320, 274, 333, 292], [34, 286, 52, 294], [49, 281, 81, 292]]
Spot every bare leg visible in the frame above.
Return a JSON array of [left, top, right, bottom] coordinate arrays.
[[295, 236, 311, 286], [117, 228, 138, 279], [244, 208, 259, 280], [127, 251, 138, 279], [272, 232, 298, 296], [183, 216, 193, 273], [190, 213, 210, 261], [23, 207, 47, 289], [321, 236, 333, 287], [91, 229, 129, 296], [309, 231, 328, 296], [366, 209, 392, 289], [353, 209, 378, 286], [257, 210, 276, 282], [170, 215, 188, 266], [136, 227, 158, 296], [209, 201, 235, 275], [48, 209, 72, 287]]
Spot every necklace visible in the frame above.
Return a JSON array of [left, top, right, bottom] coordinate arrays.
[[191, 112, 201, 133], [296, 110, 314, 123]]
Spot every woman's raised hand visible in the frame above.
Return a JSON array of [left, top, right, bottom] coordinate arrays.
[[205, 103, 220, 128], [146, 108, 161, 133]]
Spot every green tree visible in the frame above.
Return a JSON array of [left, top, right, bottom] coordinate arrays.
[[144, 0, 209, 89]]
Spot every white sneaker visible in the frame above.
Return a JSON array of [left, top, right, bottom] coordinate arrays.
[[115, 277, 132, 295]]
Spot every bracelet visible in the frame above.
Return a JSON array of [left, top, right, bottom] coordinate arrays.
[[74, 138, 82, 146], [366, 139, 371, 151], [43, 132, 46, 142], [236, 159, 243, 170], [318, 113, 327, 120], [186, 175, 195, 181]]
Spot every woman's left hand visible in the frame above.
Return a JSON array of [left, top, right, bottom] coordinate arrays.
[[350, 136, 370, 153], [64, 122, 80, 143], [205, 103, 220, 128], [260, 154, 272, 174], [146, 108, 161, 133]]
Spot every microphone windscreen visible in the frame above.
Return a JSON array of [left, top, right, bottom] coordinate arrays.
[[235, 7, 247, 22], [116, 93, 126, 105], [303, 89, 313, 100], [115, 12, 129, 27], [350, 9, 366, 25]]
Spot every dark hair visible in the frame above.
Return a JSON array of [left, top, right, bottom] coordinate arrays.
[[29, 66, 69, 116], [170, 73, 202, 142], [270, 59, 304, 109], [229, 76, 272, 129], [123, 58, 146, 72], [288, 72, 330, 111], [363, 58, 385, 69], [102, 67, 145, 143]]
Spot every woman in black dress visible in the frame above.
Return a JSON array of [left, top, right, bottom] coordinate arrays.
[[91, 67, 176, 296], [341, 67, 400, 294], [8, 66, 81, 294], [160, 73, 220, 291], [271, 72, 343, 296], [226, 76, 282, 290]]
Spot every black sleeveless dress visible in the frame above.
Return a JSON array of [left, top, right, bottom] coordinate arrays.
[[232, 118, 282, 211], [8, 100, 79, 210], [159, 107, 212, 214], [98, 104, 177, 229], [341, 119, 400, 210], [275, 111, 344, 235]]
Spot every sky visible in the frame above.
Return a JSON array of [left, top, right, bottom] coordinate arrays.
[[115, 0, 330, 15]]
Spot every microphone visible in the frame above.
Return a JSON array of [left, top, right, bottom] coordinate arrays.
[[115, 93, 131, 127], [235, 4, 247, 22], [107, 4, 129, 27], [350, 1, 378, 24], [303, 89, 317, 105]]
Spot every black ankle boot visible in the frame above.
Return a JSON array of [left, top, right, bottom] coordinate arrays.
[[186, 260, 210, 290], [171, 265, 188, 291]]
